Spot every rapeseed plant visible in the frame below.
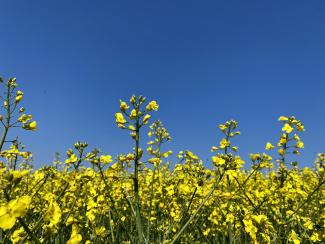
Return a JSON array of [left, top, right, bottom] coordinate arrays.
[[0, 76, 323, 243]]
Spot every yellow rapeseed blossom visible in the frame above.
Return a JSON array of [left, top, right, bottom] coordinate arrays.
[[67, 224, 82, 244], [278, 148, 285, 156], [148, 157, 162, 167], [143, 114, 151, 124], [22, 121, 37, 131], [11, 227, 25, 244], [44, 200, 61, 228], [10, 170, 30, 181], [212, 156, 226, 166], [296, 141, 304, 148], [288, 230, 300, 244], [211, 146, 218, 152], [119, 100, 129, 112], [265, 142, 274, 150], [278, 116, 288, 121], [282, 123, 293, 134], [0, 196, 32, 230], [296, 123, 305, 131], [18, 114, 32, 123], [95, 226, 106, 237], [115, 113, 126, 124], [129, 109, 138, 119], [187, 151, 199, 160], [310, 233, 320, 242], [99, 155, 113, 164], [15, 91, 23, 103], [65, 154, 78, 164], [250, 153, 261, 162], [219, 138, 230, 149], [243, 219, 258, 242], [130, 95, 136, 104], [218, 124, 227, 131], [146, 101, 159, 111], [128, 124, 135, 130]]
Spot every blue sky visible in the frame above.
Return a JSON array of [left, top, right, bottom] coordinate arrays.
[[0, 0, 324, 168]]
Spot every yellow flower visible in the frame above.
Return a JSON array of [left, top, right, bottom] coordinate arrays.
[[203, 229, 211, 236], [278, 134, 287, 145], [95, 226, 106, 237], [296, 141, 304, 149], [115, 113, 126, 124], [278, 148, 285, 156], [243, 219, 257, 242], [29, 121, 37, 130], [288, 230, 300, 244], [303, 218, 313, 230], [10, 170, 30, 180], [44, 200, 61, 227], [187, 151, 199, 160], [212, 156, 226, 166], [65, 154, 78, 164], [265, 142, 274, 150], [166, 185, 174, 196], [148, 157, 162, 167], [278, 116, 288, 121], [18, 114, 32, 123], [11, 227, 25, 244], [282, 123, 293, 133], [66, 216, 76, 226], [142, 114, 151, 124], [293, 134, 300, 141], [296, 123, 305, 131], [128, 124, 135, 130], [99, 155, 113, 164], [211, 146, 218, 152], [310, 232, 320, 242], [146, 101, 159, 111], [0, 196, 32, 230], [15, 91, 23, 103], [219, 124, 227, 131], [219, 138, 230, 149], [67, 224, 82, 244], [129, 109, 138, 119], [22, 121, 37, 131], [130, 95, 136, 104], [117, 123, 126, 129], [250, 153, 260, 162], [119, 100, 129, 112], [252, 214, 267, 224], [161, 150, 172, 158], [0, 207, 16, 230], [10, 196, 32, 217]]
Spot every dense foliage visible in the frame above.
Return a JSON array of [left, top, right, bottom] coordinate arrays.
[[0, 77, 324, 243]]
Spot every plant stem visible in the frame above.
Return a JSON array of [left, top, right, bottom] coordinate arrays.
[[134, 116, 145, 243]]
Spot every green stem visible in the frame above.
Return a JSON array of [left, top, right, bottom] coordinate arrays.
[[134, 116, 145, 243], [0, 84, 11, 152]]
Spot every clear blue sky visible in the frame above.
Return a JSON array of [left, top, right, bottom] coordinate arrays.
[[0, 1, 324, 168]]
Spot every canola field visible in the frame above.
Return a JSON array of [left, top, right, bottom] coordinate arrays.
[[0, 77, 324, 243]]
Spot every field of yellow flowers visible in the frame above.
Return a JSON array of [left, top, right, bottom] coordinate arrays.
[[0, 76, 324, 244]]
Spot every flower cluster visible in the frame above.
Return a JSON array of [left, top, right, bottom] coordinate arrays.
[[0, 77, 323, 243]]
